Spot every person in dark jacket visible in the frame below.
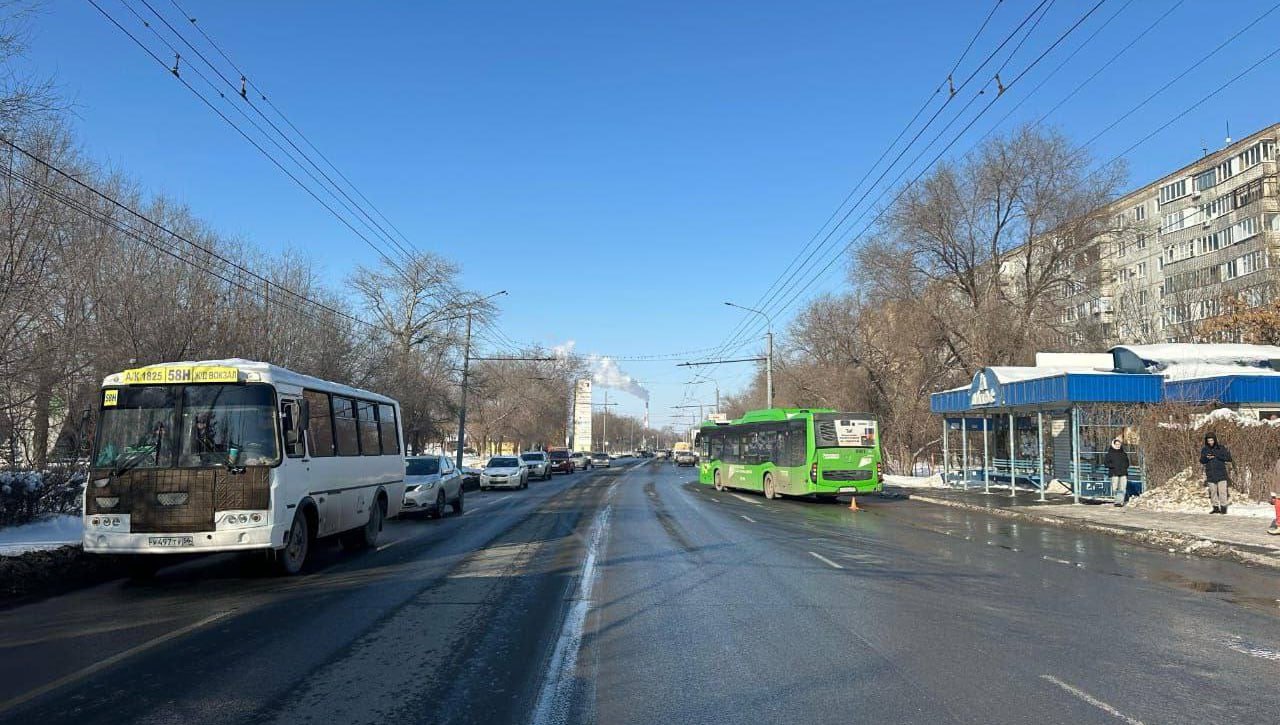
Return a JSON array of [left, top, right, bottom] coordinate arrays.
[[1200, 433, 1233, 514], [1103, 437, 1130, 507]]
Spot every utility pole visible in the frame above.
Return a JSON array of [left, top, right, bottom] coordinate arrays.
[[592, 394, 618, 451], [453, 290, 508, 469], [455, 310, 472, 470]]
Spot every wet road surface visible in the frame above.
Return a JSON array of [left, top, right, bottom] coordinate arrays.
[[2, 460, 1279, 724]]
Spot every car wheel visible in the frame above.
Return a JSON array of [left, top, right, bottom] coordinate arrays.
[[275, 510, 310, 575], [763, 473, 777, 500], [451, 487, 464, 514], [428, 490, 445, 519], [713, 469, 725, 492]]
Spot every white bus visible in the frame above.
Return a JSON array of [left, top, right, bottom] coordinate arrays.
[[85, 359, 405, 575]]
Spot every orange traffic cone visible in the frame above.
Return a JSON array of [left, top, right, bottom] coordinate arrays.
[[848, 496, 860, 512]]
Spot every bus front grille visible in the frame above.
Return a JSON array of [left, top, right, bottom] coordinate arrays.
[[87, 468, 270, 532], [822, 469, 872, 482]]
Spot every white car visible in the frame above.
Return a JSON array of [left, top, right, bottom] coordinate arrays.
[[480, 456, 528, 490], [591, 452, 611, 468], [520, 451, 553, 481], [402, 455, 464, 517], [570, 451, 592, 470]]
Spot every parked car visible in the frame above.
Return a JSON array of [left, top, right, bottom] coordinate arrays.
[[402, 454, 465, 517], [521, 451, 553, 480], [480, 456, 528, 490], [591, 452, 611, 468], [570, 451, 592, 470], [674, 450, 697, 467], [548, 448, 575, 474]]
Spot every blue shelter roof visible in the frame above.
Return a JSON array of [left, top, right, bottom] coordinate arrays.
[[930, 368, 1163, 414]]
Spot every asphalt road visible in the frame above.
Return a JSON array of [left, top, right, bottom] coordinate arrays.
[[3, 459, 1280, 724]]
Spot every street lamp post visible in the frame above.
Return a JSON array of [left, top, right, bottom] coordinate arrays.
[[724, 301, 774, 409]]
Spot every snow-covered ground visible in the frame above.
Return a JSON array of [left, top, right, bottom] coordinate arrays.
[[0, 515, 82, 556], [883, 473, 947, 489]]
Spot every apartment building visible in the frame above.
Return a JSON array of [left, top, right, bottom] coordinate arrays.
[[1062, 123, 1280, 344]]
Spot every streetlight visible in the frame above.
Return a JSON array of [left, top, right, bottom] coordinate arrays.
[[724, 301, 774, 409]]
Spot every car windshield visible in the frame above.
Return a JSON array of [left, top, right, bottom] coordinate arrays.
[[488, 457, 518, 467], [550, 451, 569, 460], [592, 453, 607, 459], [521, 453, 544, 461], [406, 458, 440, 476], [93, 383, 278, 470]]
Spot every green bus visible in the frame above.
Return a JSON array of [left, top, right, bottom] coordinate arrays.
[[694, 408, 882, 499]]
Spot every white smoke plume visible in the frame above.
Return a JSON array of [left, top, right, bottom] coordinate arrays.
[[590, 355, 649, 402]]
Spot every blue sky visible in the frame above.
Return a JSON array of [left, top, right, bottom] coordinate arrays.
[[25, 0, 1280, 427]]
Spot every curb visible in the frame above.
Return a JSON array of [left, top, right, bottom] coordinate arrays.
[[903, 492, 1280, 571]]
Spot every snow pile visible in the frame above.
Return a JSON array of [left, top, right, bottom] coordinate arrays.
[[1156, 408, 1280, 430], [883, 474, 947, 489], [1126, 467, 1274, 517], [0, 514, 82, 556], [1120, 343, 1280, 369]]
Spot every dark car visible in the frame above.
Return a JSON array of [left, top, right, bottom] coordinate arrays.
[[548, 448, 575, 474]]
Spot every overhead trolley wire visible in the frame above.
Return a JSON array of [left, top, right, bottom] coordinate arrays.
[[87, 0, 414, 282]]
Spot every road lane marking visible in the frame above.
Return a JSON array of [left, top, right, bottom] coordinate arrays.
[[1228, 637, 1280, 661], [731, 494, 762, 506], [1040, 675, 1145, 725], [531, 504, 612, 725], [376, 538, 405, 552], [808, 551, 844, 569], [740, 515, 756, 523], [0, 609, 235, 716]]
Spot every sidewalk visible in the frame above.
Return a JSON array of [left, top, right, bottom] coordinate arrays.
[[886, 482, 1280, 569]]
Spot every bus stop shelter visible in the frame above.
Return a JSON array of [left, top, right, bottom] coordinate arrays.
[[930, 368, 1162, 503]]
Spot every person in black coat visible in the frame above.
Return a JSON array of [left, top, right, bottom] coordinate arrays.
[[1200, 433, 1233, 514], [1103, 437, 1130, 507]]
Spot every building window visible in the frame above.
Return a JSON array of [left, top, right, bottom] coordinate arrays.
[[1134, 203, 1147, 221], [1241, 144, 1263, 169], [1234, 178, 1262, 208], [1234, 216, 1260, 242], [1136, 233, 1147, 250], [1136, 261, 1147, 278], [1263, 140, 1276, 160], [1159, 178, 1188, 204], [1137, 289, 1148, 306], [1195, 169, 1216, 192]]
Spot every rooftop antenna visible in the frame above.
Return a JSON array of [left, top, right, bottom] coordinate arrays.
[[1202, 138, 1208, 157], [1225, 120, 1232, 147]]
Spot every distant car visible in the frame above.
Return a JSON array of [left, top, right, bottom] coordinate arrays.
[[548, 448, 575, 474], [608, 452, 621, 460], [655, 449, 670, 460], [591, 452, 611, 468], [481, 456, 528, 490], [402, 455, 465, 517], [521, 451, 553, 481], [570, 451, 592, 470], [674, 450, 697, 467], [640, 450, 654, 458]]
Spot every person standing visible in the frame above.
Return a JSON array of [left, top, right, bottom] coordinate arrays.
[[1103, 437, 1130, 508], [1200, 433, 1232, 514]]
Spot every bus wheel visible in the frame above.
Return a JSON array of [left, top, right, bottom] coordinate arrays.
[[343, 497, 384, 550], [713, 469, 724, 492], [275, 511, 310, 575], [763, 473, 777, 500]]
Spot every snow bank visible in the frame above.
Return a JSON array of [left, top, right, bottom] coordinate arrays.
[[1127, 467, 1274, 518], [0, 515, 82, 556], [883, 474, 947, 489], [1158, 407, 1280, 429]]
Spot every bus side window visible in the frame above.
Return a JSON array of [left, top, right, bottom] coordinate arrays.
[[304, 390, 335, 457]]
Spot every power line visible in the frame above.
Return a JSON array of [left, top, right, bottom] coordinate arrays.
[[86, 0, 414, 281], [702, 0, 1055, 383], [0, 134, 377, 330], [134, 0, 418, 264], [724, 0, 1112, 349]]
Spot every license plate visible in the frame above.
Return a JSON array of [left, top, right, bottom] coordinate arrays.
[[148, 536, 194, 547], [838, 487, 857, 493]]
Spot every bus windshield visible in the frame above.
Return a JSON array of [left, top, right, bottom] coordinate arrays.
[[93, 384, 279, 470]]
